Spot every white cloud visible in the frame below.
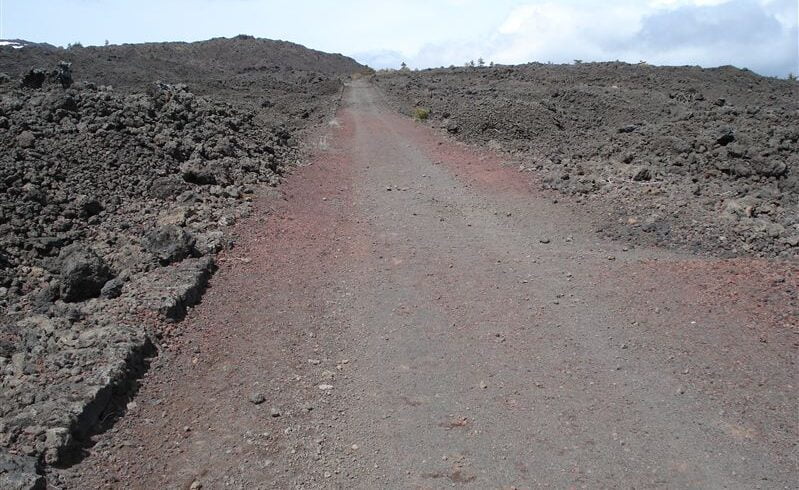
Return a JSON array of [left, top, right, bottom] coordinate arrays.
[[498, 5, 537, 35], [649, 0, 732, 7], [490, 2, 645, 64], [11, 0, 791, 76], [363, 0, 798, 77]]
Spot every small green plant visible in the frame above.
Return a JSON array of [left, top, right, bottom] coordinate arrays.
[[789, 73, 797, 82], [413, 107, 430, 121]]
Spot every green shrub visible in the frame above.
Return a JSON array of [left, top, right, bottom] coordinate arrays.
[[413, 107, 430, 121]]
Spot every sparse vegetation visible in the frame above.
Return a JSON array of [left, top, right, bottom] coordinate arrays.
[[413, 107, 430, 121]]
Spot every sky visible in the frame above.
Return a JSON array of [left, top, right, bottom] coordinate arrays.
[[1, 0, 797, 77]]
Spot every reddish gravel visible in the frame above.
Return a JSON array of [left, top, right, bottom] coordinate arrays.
[[55, 80, 798, 489]]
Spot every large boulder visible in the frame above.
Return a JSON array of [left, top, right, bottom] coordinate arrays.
[[58, 245, 113, 302], [16, 132, 35, 149], [100, 277, 125, 299], [143, 225, 196, 265], [755, 159, 788, 178], [20, 69, 46, 89], [149, 176, 189, 199], [715, 128, 735, 146], [73, 195, 103, 219], [181, 162, 218, 185]]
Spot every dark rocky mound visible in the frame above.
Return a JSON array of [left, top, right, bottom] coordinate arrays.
[[375, 63, 798, 258], [0, 76, 296, 477], [0, 79, 292, 294], [1, 36, 365, 130]]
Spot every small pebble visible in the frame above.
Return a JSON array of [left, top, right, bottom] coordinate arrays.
[[249, 392, 266, 405]]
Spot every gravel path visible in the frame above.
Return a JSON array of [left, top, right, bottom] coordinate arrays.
[[55, 80, 797, 489]]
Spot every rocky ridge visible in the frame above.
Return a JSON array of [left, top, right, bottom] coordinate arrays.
[[0, 35, 365, 131]]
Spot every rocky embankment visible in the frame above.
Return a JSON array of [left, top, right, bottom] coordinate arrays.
[[0, 37, 362, 487], [375, 63, 798, 258]]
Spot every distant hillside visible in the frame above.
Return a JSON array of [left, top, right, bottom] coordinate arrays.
[[0, 36, 366, 122], [0, 35, 364, 84]]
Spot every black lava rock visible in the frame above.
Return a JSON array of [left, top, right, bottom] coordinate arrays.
[[100, 277, 125, 299], [143, 225, 196, 265], [58, 245, 113, 302]]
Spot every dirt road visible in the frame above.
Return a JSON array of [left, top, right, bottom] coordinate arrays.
[[59, 80, 797, 489]]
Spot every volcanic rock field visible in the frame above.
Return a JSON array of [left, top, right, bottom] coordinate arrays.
[[0, 37, 796, 488], [376, 63, 798, 258]]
